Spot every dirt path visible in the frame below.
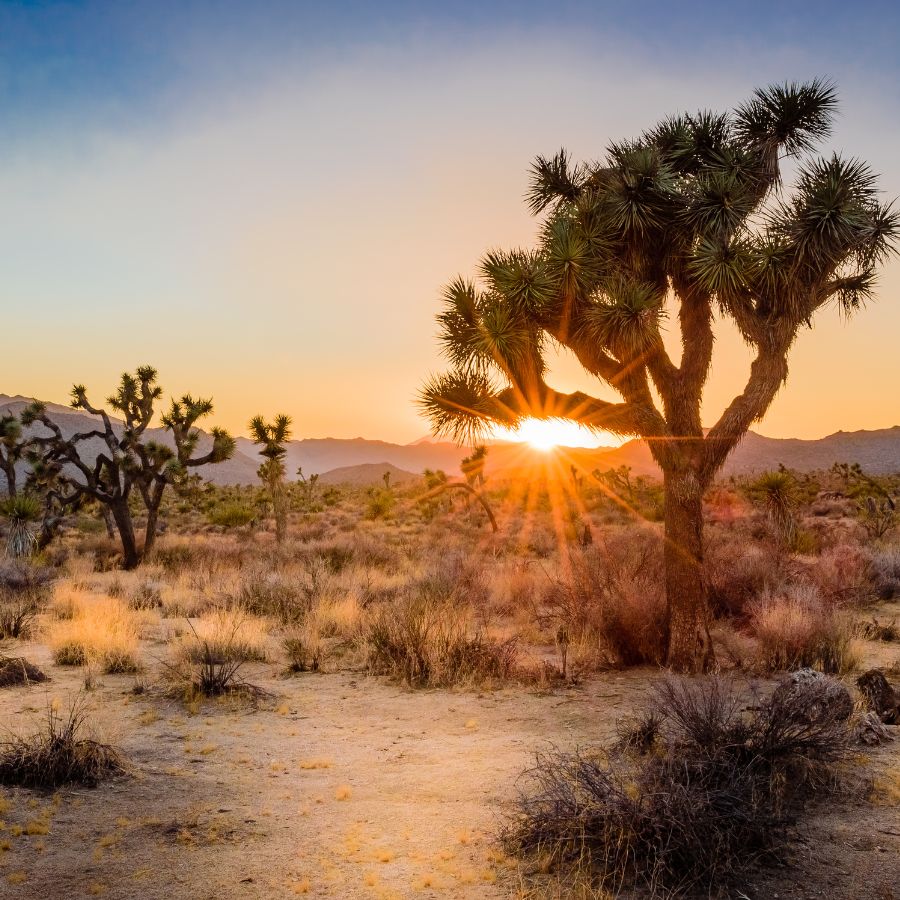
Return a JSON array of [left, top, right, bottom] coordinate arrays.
[[1, 645, 898, 899]]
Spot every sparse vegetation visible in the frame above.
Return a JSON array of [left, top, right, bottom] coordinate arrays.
[[505, 675, 855, 897]]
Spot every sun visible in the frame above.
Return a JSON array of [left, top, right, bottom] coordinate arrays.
[[492, 418, 624, 452]]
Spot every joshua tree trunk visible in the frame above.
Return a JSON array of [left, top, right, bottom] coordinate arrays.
[[101, 506, 115, 538], [110, 499, 140, 570], [273, 485, 288, 544], [662, 468, 713, 673], [144, 506, 160, 556]]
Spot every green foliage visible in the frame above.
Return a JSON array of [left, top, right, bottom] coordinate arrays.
[[207, 502, 256, 529], [366, 488, 395, 520]]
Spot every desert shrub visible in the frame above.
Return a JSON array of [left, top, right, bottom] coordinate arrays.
[[541, 532, 666, 667], [870, 545, 900, 599], [207, 502, 256, 529], [168, 613, 269, 697], [47, 595, 143, 673], [366, 596, 518, 686], [504, 676, 852, 897], [0, 698, 126, 788], [365, 489, 394, 520], [416, 552, 490, 608], [0, 562, 54, 638], [233, 569, 305, 623], [128, 579, 164, 610], [705, 532, 785, 618], [804, 542, 872, 604], [749, 585, 859, 674], [0, 655, 48, 688]]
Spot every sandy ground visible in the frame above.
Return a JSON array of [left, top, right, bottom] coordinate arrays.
[[0, 636, 898, 900]]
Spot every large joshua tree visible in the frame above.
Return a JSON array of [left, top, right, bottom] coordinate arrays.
[[249, 414, 292, 543], [420, 80, 898, 672], [24, 366, 234, 568]]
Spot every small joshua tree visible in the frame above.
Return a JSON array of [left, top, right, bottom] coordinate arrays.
[[461, 445, 488, 488], [249, 414, 292, 543], [24, 367, 234, 568]]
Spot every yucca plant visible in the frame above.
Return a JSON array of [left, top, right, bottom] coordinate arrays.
[[2, 494, 41, 558], [420, 80, 898, 672], [249, 414, 292, 543], [752, 470, 800, 549]]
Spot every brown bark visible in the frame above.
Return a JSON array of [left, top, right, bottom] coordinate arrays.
[[662, 468, 713, 674]]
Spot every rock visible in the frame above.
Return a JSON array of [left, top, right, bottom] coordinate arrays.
[[771, 668, 853, 723], [855, 669, 900, 724]]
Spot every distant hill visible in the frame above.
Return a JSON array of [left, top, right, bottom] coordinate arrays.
[[2, 394, 899, 488], [317, 462, 418, 486]]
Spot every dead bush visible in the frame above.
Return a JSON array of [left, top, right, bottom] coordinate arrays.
[[0, 655, 48, 688], [504, 676, 852, 897], [0, 697, 125, 788]]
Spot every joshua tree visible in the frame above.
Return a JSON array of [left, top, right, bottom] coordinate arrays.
[[0, 414, 23, 497], [461, 444, 488, 488], [420, 80, 898, 672], [249, 414, 292, 543], [295, 467, 320, 509], [24, 367, 234, 568]]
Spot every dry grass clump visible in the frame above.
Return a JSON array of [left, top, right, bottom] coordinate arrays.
[[0, 698, 126, 788], [749, 585, 859, 674], [0, 562, 54, 639], [542, 535, 666, 667], [47, 594, 144, 673], [504, 676, 853, 898], [366, 596, 518, 687]]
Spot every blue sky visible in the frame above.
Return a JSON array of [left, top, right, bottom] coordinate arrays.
[[2, 1, 899, 441]]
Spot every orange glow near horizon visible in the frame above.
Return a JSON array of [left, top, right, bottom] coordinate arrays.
[[491, 418, 625, 452]]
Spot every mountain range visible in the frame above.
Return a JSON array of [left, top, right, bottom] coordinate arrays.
[[2, 394, 899, 486]]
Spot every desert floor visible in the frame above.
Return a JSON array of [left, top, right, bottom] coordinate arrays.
[[1, 619, 899, 900]]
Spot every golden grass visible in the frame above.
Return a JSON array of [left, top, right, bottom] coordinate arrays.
[[46, 594, 144, 673]]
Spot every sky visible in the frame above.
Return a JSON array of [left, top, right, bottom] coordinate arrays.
[[1, 0, 899, 444]]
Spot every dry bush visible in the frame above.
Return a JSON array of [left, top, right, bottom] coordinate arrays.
[[0, 562, 54, 638], [504, 676, 852, 898], [232, 567, 307, 623], [0, 655, 48, 688], [366, 596, 518, 687], [0, 697, 126, 788], [803, 542, 872, 604], [871, 545, 900, 600], [749, 585, 859, 674], [167, 612, 270, 697], [705, 530, 788, 618], [179, 609, 271, 663], [47, 594, 144, 673], [541, 531, 666, 667]]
